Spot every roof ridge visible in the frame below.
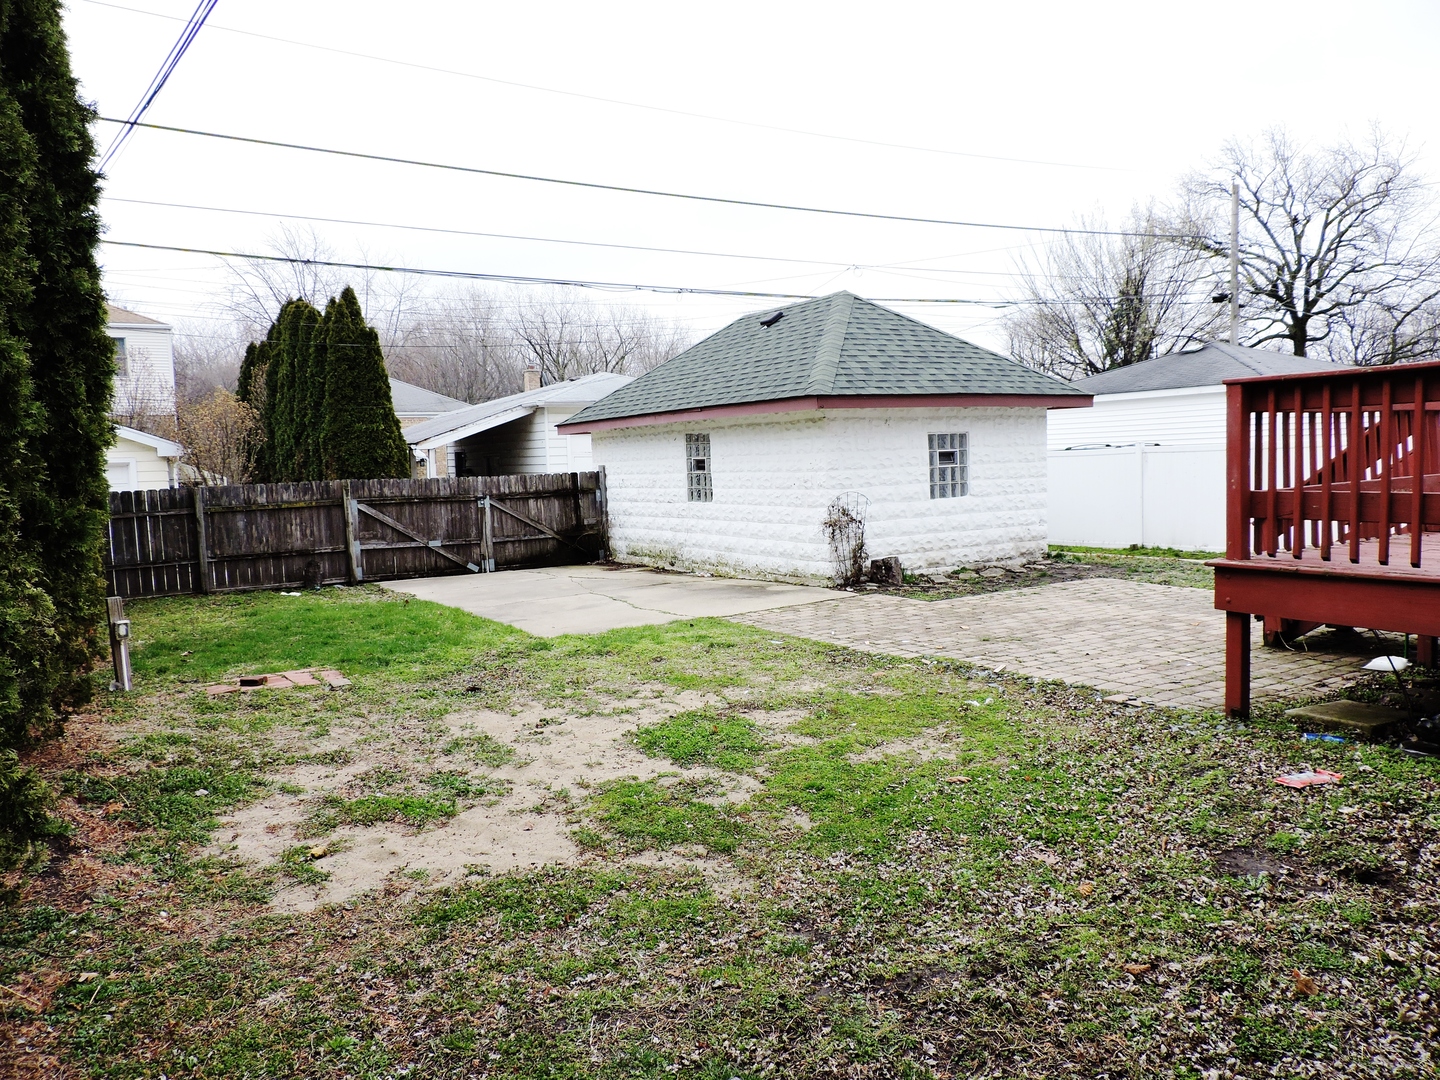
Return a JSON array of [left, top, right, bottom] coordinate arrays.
[[804, 293, 855, 395]]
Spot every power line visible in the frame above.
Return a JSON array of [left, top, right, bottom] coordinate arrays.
[[80, 0, 1119, 174], [103, 196, 1051, 283], [97, 0, 218, 172], [102, 196, 857, 269], [99, 239, 1020, 305], [96, 118, 1185, 240]]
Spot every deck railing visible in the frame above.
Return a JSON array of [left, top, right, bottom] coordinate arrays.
[[1225, 359, 1440, 569]]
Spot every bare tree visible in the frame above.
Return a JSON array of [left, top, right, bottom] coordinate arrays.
[[1005, 207, 1223, 379], [508, 290, 692, 384], [385, 288, 523, 403], [226, 231, 694, 402], [171, 318, 245, 407], [1182, 127, 1440, 360], [177, 388, 259, 484]]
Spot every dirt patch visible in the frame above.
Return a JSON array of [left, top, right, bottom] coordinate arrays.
[[867, 552, 1213, 600], [621, 849, 752, 896], [1211, 845, 1327, 893], [216, 691, 755, 912], [848, 734, 960, 764]]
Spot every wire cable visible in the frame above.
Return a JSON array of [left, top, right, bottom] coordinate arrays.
[[80, 0, 1120, 173], [99, 239, 1019, 305], [102, 196, 859, 269], [97, 0, 219, 173], [95, 117, 1187, 240]]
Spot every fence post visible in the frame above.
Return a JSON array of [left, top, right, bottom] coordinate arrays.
[[479, 495, 495, 572], [106, 596, 132, 691], [342, 480, 364, 583], [193, 486, 211, 594], [595, 465, 610, 561]]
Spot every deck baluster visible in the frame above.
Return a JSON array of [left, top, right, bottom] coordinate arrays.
[[1320, 385, 1333, 561]]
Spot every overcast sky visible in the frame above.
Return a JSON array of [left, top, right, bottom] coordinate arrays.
[[68, 0, 1440, 354]]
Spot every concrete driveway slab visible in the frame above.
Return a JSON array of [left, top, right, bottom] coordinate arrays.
[[386, 564, 852, 637]]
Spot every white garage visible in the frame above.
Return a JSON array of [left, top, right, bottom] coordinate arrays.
[[560, 292, 1089, 583]]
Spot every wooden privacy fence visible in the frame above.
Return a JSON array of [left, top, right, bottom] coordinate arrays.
[[104, 472, 608, 599]]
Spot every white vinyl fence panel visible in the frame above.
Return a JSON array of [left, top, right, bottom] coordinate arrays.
[[1047, 443, 1226, 551]]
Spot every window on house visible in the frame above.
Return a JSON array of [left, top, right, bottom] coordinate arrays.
[[686, 433, 712, 502], [929, 432, 968, 498], [111, 336, 128, 376]]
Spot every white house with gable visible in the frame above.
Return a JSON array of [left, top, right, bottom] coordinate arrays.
[[1047, 343, 1347, 551], [559, 292, 1090, 582], [106, 303, 183, 490]]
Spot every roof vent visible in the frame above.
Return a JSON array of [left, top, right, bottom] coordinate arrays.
[[759, 310, 785, 328]]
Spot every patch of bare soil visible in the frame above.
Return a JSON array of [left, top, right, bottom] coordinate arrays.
[[848, 733, 961, 764], [216, 689, 756, 912]]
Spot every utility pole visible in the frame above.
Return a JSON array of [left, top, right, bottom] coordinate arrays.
[[1229, 181, 1240, 345]]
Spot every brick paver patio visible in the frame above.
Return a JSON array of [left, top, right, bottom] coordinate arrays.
[[737, 579, 1393, 710]]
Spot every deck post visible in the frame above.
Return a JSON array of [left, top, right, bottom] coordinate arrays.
[[1419, 636, 1438, 669], [1225, 611, 1251, 718], [1223, 384, 1252, 717]]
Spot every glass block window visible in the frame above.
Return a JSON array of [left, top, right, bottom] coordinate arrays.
[[686, 433, 713, 502], [929, 432, 968, 498]]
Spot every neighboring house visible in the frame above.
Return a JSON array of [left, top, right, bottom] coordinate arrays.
[[107, 426, 184, 491], [559, 291, 1089, 582], [1047, 343, 1347, 551], [403, 371, 633, 479], [106, 303, 182, 490], [388, 378, 468, 428], [108, 303, 177, 424]]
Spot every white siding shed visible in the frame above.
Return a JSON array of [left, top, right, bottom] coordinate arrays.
[[1047, 344, 1348, 551]]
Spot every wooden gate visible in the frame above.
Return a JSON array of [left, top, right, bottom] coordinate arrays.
[[103, 472, 608, 599]]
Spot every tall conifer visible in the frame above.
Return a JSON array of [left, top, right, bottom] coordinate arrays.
[[0, 0, 110, 724], [321, 287, 409, 480], [0, 29, 58, 754], [0, 0, 111, 867]]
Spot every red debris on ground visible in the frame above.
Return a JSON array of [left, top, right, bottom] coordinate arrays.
[[204, 668, 349, 696]]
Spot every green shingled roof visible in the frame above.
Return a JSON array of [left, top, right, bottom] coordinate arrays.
[[566, 292, 1084, 426]]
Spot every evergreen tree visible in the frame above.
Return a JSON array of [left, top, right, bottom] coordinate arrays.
[[0, 0, 110, 868], [299, 305, 327, 480], [268, 300, 302, 481], [250, 299, 325, 482], [251, 322, 281, 482], [236, 341, 260, 405], [234, 341, 264, 484], [321, 287, 409, 480], [1, 0, 110, 721], [0, 22, 59, 756]]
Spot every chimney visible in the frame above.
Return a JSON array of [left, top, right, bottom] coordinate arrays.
[[523, 365, 541, 392]]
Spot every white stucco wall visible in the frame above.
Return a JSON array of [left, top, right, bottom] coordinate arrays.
[[593, 407, 1047, 582]]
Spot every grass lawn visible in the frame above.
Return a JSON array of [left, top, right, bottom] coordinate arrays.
[[3, 585, 1438, 1078]]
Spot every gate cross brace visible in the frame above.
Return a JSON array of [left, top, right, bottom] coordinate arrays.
[[484, 497, 590, 555], [354, 501, 481, 573]]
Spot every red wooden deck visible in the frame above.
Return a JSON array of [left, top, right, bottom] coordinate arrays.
[[1211, 359, 1440, 716]]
